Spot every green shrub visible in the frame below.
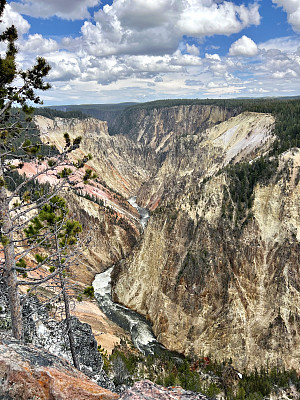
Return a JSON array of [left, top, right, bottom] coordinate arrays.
[[83, 286, 94, 298]]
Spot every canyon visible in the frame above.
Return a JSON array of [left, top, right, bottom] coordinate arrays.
[[32, 103, 299, 373]]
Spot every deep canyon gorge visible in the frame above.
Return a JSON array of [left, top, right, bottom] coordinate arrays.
[[31, 102, 299, 373]]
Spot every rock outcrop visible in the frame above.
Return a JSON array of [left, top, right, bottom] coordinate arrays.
[[119, 380, 209, 400], [0, 291, 115, 391], [0, 338, 118, 400]]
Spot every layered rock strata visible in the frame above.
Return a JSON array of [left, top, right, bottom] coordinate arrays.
[[35, 115, 157, 198], [112, 108, 299, 371], [31, 106, 299, 371]]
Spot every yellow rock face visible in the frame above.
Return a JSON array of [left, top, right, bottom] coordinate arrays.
[[112, 110, 299, 371], [34, 108, 299, 370]]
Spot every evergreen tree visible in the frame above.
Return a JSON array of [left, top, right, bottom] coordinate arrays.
[[0, 0, 88, 344], [0, 0, 50, 340], [23, 195, 84, 369]]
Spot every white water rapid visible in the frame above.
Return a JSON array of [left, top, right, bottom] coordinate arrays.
[[128, 196, 150, 229], [92, 198, 181, 360], [93, 266, 161, 355]]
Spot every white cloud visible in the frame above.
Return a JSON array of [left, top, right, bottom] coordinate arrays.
[[0, 3, 30, 35], [8, 0, 261, 70], [229, 35, 258, 56], [256, 47, 300, 83], [207, 81, 220, 88], [43, 52, 82, 82], [204, 85, 247, 95], [108, 0, 180, 31], [249, 87, 269, 93], [10, 0, 100, 20], [76, 0, 261, 57], [171, 50, 202, 66], [273, 0, 300, 32], [177, 1, 260, 36], [31, 50, 200, 86], [22, 34, 59, 54], [205, 53, 221, 61], [78, 18, 180, 57], [185, 79, 203, 87], [88, 1, 181, 56], [258, 36, 300, 53], [206, 45, 220, 50], [272, 69, 298, 79], [5, 0, 300, 103], [186, 44, 200, 56]]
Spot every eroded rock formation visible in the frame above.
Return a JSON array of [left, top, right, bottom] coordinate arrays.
[[35, 115, 157, 198], [111, 107, 299, 371], [31, 105, 299, 371]]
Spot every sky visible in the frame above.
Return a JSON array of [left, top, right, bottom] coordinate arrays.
[[2, 0, 300, 105]]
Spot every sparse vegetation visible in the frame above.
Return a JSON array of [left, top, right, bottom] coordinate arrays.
[[83, 286, 94, 298], [221, 156, 279, 223], [100, 340, 299, 399]]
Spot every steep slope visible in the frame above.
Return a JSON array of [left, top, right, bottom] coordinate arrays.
[[32, 106, 299, 372], [137, 111, 275, 209], [31, 115, 158, 282], [35, 115, 157, 198], [111, 109, 300, 371], [110, 104, 238, 152]]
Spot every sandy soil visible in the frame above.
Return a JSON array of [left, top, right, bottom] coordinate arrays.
[[73, 300, 128, 354]]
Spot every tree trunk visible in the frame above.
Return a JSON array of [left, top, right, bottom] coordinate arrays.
[[0, 164, 23, 341], [60, 269, 80, 370], [55, 232, 80, 370]]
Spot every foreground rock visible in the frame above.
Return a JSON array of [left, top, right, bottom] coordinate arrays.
[[0, 286, 115, 392], [22, 296, 115, 391], [0, 339, 118, 400], [119, 380, 208, 400]]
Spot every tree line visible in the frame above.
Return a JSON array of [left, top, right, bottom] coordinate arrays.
[[34, 107, 89, 120]]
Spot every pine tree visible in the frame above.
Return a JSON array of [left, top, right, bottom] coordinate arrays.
[[0, 0, 89, 345], [23, 196, 84, 369], [0, 0, 50, 340]]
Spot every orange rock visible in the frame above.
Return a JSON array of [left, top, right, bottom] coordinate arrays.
[[0, 339, 119, 400]]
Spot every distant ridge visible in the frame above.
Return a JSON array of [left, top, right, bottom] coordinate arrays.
[[46, 96, 300, 119], [47, 102, 138, 127]]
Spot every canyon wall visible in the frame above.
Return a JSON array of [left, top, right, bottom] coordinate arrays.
[[110, 104, 238, 152], [34, 116, 156, 284], [35, 115, 158, 198], [111, 107, 299, 370], [34, 107, 299, 370]]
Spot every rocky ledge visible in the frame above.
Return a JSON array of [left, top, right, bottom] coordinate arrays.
[[0, 338, 118, 400], [0, 338, 211, 400], [119, 380, 209, 400]]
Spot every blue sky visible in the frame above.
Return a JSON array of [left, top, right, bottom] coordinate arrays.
[[2, 0, 300, 104]]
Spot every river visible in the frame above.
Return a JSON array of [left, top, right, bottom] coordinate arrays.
[[92, 197, 182, 360], [93, 267, 167, 355], [128, 196, 150, 229]]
